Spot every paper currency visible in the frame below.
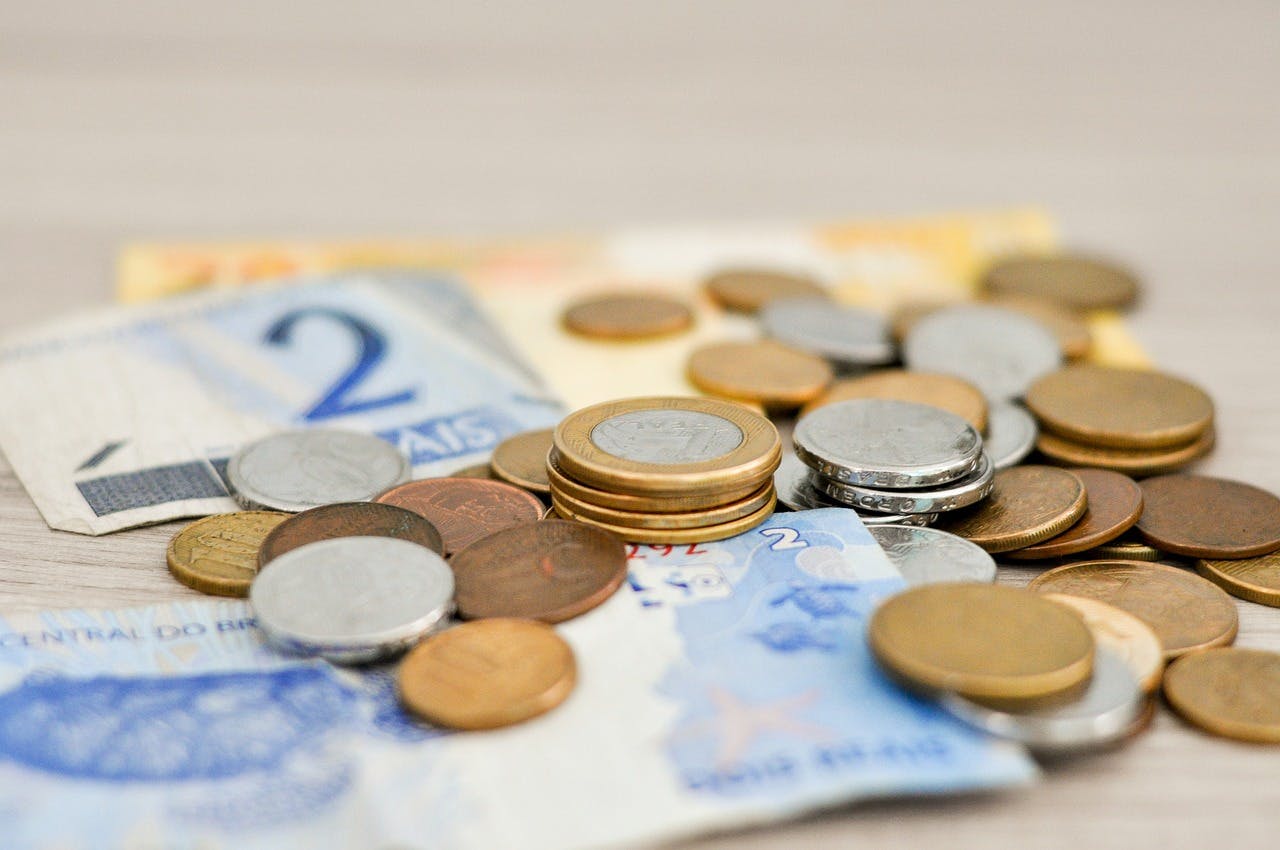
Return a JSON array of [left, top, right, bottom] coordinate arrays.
[[0, 509, 1033, 850], [0, 273, 561, 535]]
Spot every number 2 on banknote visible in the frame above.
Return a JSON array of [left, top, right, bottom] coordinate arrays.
[[264, 308, 416, 421], [759, 527, 807, 550]]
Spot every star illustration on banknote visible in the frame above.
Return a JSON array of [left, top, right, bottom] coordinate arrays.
[[669, 685, 834, 769]]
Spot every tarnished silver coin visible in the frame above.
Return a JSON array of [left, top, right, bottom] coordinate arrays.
[[590, 409, 744, 463], [794, 399, 983, 489], [940, 648, 1145, 754], [229, 429, 411, 512], [811, 453, 995, 514], [869, 525, 996, 585], [903, 305, 1062, 401], [759, 297, 895, 367], [985, 402, 1039, 470], [249, 536, 453, 663], [774, 454, 937, 525]]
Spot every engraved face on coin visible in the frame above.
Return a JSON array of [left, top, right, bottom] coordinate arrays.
[[937, 466, 1086, 553], [982, 254, 1140, 311], [704, 267, 827, 313], [167, 511, 290, 597], [1196, 551, 1280, 608], [687, 340, 833, 408], [759, 297, 895, 366], [868, 526, 996, 586], [258, 501, 444, 566], [1044, 594, 1164, 693], [591, 409, 743, 465], [561, 292, 694, 340], [375, 478, 546, 556], [1007, 469, 1143, 560], [490, 428, 555, 494], [228, 430, 411, 512], [1163, 648, 1280, 743], [1136, 474, 1280, 559], [800, 370, 988, 432], [984, 403, 1038, 470]]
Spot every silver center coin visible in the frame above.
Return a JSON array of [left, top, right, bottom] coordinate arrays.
[[760, 297, 895, 366], [985, 402, 1039, 470], [869, 525, 996, 585], [590, 409, 743, 464], [250, 536, 454, 663]]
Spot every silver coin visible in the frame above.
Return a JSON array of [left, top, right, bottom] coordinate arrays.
[[869, 525, 996, 585], [589, 409, 743, 464], [760, 297, 895, 366], [902, 305, 1062, 401], [774, 453, 937, 525], [940, 648, 1145, 754], [793, 399, 983, 489], [229, 429, 411, 512], [810, 452, 995, 514], [985, 402, 1038, 469], [250, 536, 454, 664]]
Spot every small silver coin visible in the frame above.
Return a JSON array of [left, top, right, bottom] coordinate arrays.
[[810, 453, 995, 514], [774, 454, 936, 525], [869, 525, 996, 585], [985, 402, 1038, 470], [940, 648, 1145, 754], [250, 536, 454, 664], [229, 429, 411, 512], [589, 409, 744, 464], [793, 399, 983, 489], [902, 305, 1062, 401], [759, 297, 896, 367]]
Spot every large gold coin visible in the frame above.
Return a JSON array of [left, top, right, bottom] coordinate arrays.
[[936, 466, 1087, 553], [800, 369, 988, 433], [704, 268, 827, 313], [1196, 552, 1280, 607], [868, 584, 1095, 702], [1163, 648, 1280, 744], [553, 491, 777, 543], [398, 619, 576, 730], [1028, 560, 1238, 660], [551, 479, 775, 530], [547, 449, 765, 512], [491, 428, 554, 494], [561, 292, 694, 340], [982, 254, 1140, 311], [687, 340, 833, 408], [1035, 428, 1215, 476], [166, 511, 290, 597], [1044, 594, 1164, 693]]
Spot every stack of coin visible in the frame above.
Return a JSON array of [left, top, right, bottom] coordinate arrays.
[[547, 396, 781, 542]]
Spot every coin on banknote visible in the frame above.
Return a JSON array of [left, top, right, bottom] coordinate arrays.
[[491, 428, 555, 495], [1043, 594, 1164, 693], [1007, 469, 1143, 560], [250, 536, 454, 663], [869, 583, 1095, 702], [166, 511, 290, 597], [550, 479, 774, 530], [982, 254, 1140, 311], [868, 526, 996, 585], [1196, 552, 1280, 607], [1035, 427, 1215, 476], [561, 292, 694, 340], [1136, 474, 1280, 559], [228, 429, 411, 512], [375, 478, 546, 556], [759, 297, 895, 367], [552, 491, 777, 543], [1028, 560, 1238, 659], [800, 370, 987, 432], [258, 502, 444, 565], [548, 448, 765, 512], [984, 403, 1038, 470], [687, 340, 833, 409], [704, 267, 827, 313], [937, 466, 1087, 553], [810, 454, 995, 515], [1163, 648, 1280, 743]]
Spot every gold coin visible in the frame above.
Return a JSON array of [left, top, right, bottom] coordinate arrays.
[[166, 511, 290, 597], [491, 428, 554, 494], [868, 584, 1095, 702], [800, 369, 988, 433], [687, 340, 833, 408], [550, 479, 775, 529], [982, 254, 1140, 311], [1035, 428, 1215, 476], [1163, 648, 1280, 744], [1026, 365, 1214, 450], [1196, 552, 1280, 607], [1044, 594, 1165, 693], [547, 449, 765, 512], [554, 491, 777, 543], [1028, 560, 1238, 659], [398, 619, 576, 730], [704, 268, 827, 313], [1087, 535, 1164, 562], [936, 466, 1087, 553], [561, 292, 694, 340]]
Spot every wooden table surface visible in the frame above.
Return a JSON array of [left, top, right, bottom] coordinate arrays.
[[2, 1, 1278, 846]]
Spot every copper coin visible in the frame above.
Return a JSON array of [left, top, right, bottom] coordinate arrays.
[[449, 462, 498, 481], [1028, 560, 1238, 659], [562, 292, 694, 340], [1007, 469, 1144, 560], [166, 511, 290, 597], [375, 478, 547, 556], [450, 520, 628, 623], [490, 428, 554, 494], [800, 369, 988, 433], [704, 267, 827, 313], [1136, 474, 1280, 559], [687, 340, 833, 408], [1026, 365, 1214, 450], [1196, 552, 1280, 608], [982, 254, 1140, 311], [936, 466, 1087, 553], [258, 502, 444, 566], [398, 619, 576, 730], [1163, 648, 1280, 743], [1035, 428, 1215, 476]]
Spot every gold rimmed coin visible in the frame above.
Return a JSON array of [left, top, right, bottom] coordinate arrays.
[[561, 292, 694, 340], [258, 501, 445, 566], [687, 340, 833, 409], [374, 478, 546, 557], [982, 254, 1140, 311], [1137, 474, 1280, 559], [799, 369, 988, 433], [936, 466, 1087, 553], [704, 267, 827, 313], [554, 491, 777, 543], [1007, 469, 1143, 560], [1196, 552, 1280, 608], [547, 449, 765, 512], [1163, 648, 1280, 744], [1044, 594, 1164, 693], [491, 428, 555, 494], [551, 479, 774, 530], [1035, 427, 1215, 476], [166, 511, 289, 597]]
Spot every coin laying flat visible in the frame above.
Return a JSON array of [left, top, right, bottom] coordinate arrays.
[[562, 293, 694, 340], [1044, 594, 1164, 694], [1035, 428, 1215, 476], [1196, 552, 1280, 607], [982, 254, 1140, 311], [1136, 474, 1280, 559], [228, 430, 411, 512], [984, 403, 1038, 470], [687, 340, 833, 408], [258, 501, 444, 566], [1163, 648, 1280, 743], [374, 478, 546, 556], [980, 293, 1093, 359], [760, 297, 895, 366], [449, 462, 498, 481], [1007, 469, 1143, 560], [937, 466, 1087, 553], [167, 511, 290, 597], [869, 526, 996, 585], [810, 453, 995, 515], [704, 268, 827, 313], [491, 428, 555, 495], [800, 370, 988, 432]]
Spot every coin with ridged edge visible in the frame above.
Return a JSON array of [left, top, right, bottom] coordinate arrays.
[[704, 267, 827, 313], [1007, 469, 1143, 560], [937, 466, 1087, 553], [374, 478, 546, 556], [1196, 552, 1280, 608], [491, 429, 555, 494], [687, 340, 833, 408], [810, 453, 995, 515], [548, 449, 764, 512], [551, 479, 774, 530], [801, 370, 988, 432], [167, 511, 290, 597], [562, 292, 694, 340], [553, 491, 777, 543], [1087, 535, 1164, 562], [258, 502, 444, 566], [1163, 648, 1280, 744]]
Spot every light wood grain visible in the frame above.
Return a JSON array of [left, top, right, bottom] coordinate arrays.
[[1, 1, 1278, 846]]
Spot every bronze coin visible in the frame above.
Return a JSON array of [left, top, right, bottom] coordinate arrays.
[[490, 428, 554, 494], [448, 462, 498, 481], [936, 466, 1087, 553], [704, 267, 827, 313], [374, 478, 547, 557], [561, 292, 694, 340], [547, 448, 766, 512], [450, 520, 628, 623], [1163, 648, 1280, 743], [166, 511, 290, 597], [1028, 560, 1238, 659], [1007, 469, 1144, 560], [687, 340, 833, 408], [1196, 552, 1280, 608], [1136, 474, 1280, 559], [800, 369, 988, 433], [982, 253, 1140, 311], [258, 502, 444, 566], [1035, 427, 1215, 476]]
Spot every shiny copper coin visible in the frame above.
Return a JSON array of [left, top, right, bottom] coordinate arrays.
[[451, 520, 628, 623], [1036, 427, 1214, 476], [936, 466, 1087, 553], [550, 479, 774, 530], [1196, 552, 1280, 608], [562, 292, 694, 340], [491, 428, 554, 494], [982, 254, 1140, 311], [398, 619, 576, 730], [704, 267, 827, 313], [687, 340, 833, 409], [258, 501, 444, 566], [167, 511, 289, 597], [374, 478, 546, 557], [1044, 594, 1164, 693], [1163, 648, 1280, 743], [448, 462, 498, 481], [1028, 560, 1238, 659], [547, 449, 765, 512], [553, 489, 777, 542], [1007, 469, 1143, 560], [1137, 474, 1280, 559], [800, 369, 988, 433]]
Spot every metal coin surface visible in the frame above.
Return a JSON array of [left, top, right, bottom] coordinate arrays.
[[982, 254, 1140, 311], [258, 502, 444, 566], [1087, 534, 1163, 562], [979, 293, 1093, 359], [1028, 560, 1238, 659], [902, 304, 1063, 401], [687, 340, 833, 408], [490, 428, 555, 495], [704, 267, 827, 313], [1026, 365, 1214, 450], [1035, 427, 1215, 476], [374, 478, 546, 556], [759, 297, 895, 366], [228, 429, 411, 512], [1163, 648, 1280, 743], [800, 370, 987, 432], [794, 399, 983, 488], [1007, 469, 1143, 560], [249, 536, 454, 663], [562, 292, 693, 340], [1196, 552, 1280, 608], [868, 583, 1095, 702], [985, 403, 1038, 470], [1044, 594, 1164, 693], [448, 462, 498, 481], [869, 525, 996, 585], [554, 493, 777, 543], [550, 480, 774, 530], [167, 511, 290, 597], [1136, 474, 1280, 559], [398, 619, 576, 730], [548, 449, 763, 512], [772, 457, 936, 525], [450, 520, 627, 622], [936, 465, 1086, 552], [811, 453, 995, 515]]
